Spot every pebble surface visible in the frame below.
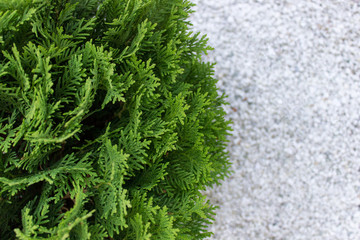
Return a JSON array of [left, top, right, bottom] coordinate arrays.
[[189, 1, 360, 239]]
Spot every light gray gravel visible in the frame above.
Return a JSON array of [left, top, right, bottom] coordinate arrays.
[[189, 0, 360, 239]]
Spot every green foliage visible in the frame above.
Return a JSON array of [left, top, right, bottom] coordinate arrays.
[[0, 0, 232, 239]]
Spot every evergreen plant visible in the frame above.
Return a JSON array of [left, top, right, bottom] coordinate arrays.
[[0, 0, 232, 239]]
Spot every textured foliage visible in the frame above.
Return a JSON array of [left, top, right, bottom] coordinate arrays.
[[0, 0, 231, 239]]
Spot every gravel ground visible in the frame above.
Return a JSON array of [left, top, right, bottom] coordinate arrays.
[[189, 1, 360, 239]]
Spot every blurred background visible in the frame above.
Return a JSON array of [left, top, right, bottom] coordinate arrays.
[[189, 0, 360, 239]]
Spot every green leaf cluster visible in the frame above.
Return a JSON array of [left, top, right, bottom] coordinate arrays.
[[0, 0, 232, 239]]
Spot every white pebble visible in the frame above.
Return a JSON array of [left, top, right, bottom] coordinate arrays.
[[190, 0, 360, 239]]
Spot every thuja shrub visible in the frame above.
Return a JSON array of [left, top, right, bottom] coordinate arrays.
[[0, 0, 231, 239]]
